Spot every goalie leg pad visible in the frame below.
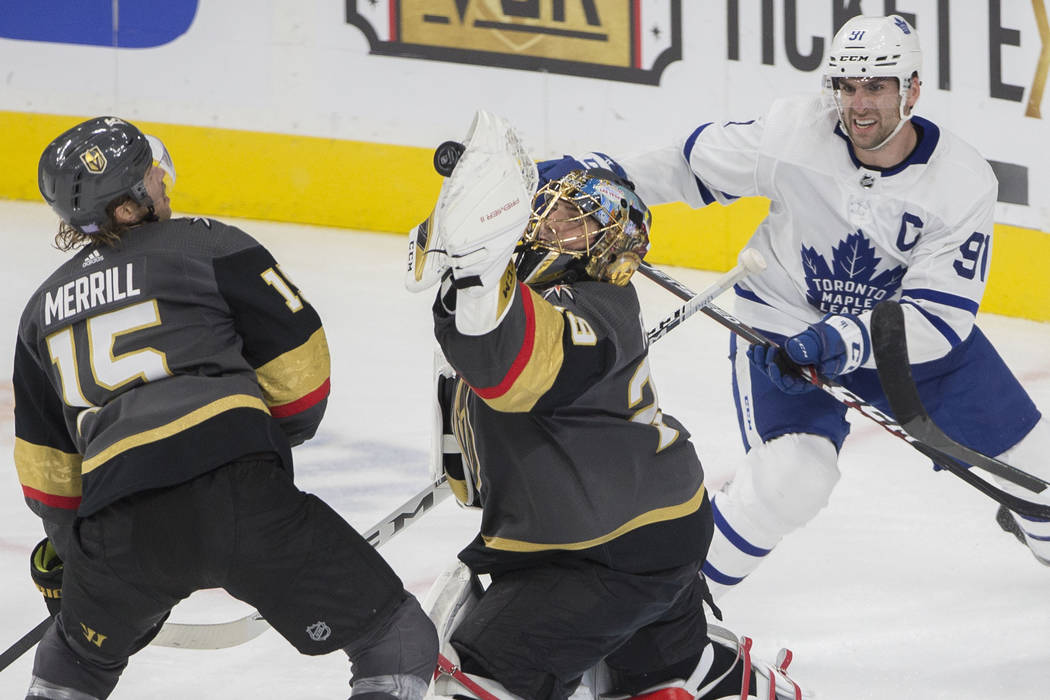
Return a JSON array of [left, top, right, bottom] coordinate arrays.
[[993, 417, 1050, 565], [702, 434, 839, 598], [423, 563, 524, 699], [699, 625, 808, 700], [609, 625, 809, 700]]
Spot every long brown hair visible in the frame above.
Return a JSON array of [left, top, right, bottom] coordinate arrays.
[[52, 195, 135, 251]]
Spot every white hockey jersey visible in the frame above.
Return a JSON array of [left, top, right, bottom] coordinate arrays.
[[621, 94, 998, 365]]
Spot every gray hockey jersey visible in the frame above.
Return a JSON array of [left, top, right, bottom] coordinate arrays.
[[14, 217, 330, 523]]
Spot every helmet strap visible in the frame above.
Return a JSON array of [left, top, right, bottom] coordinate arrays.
[[833, 83, 915, 153]]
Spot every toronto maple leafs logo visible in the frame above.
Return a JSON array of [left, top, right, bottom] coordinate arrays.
[[802, 231, 905, 315]]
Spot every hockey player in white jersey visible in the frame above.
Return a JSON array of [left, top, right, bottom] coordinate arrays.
[[619, 14, 1050, 595]]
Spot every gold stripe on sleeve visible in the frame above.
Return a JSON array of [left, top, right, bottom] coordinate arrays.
[[481, 287, 565, 413], [255, 328, 331, 406], [14, 438, 83, 497]]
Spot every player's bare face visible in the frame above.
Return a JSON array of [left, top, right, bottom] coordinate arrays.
[[537, 200, 597, 251], [837, 77, 903, 150]]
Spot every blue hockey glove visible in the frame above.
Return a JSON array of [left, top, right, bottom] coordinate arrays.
[[748, 314, 870, 395], [748, 343, 815, 394], [785, 313, 871, 378]]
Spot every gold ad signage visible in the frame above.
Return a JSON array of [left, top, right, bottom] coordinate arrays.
[[347, 1, 682, 85]]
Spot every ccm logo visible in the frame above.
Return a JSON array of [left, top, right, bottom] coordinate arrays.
[[480, 198, 521, 223], [836, 55, 870, 61]]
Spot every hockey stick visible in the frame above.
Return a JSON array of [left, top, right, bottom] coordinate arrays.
[[637, 264, 1050, 518], [645, 248, 766, 345], [870, 301, 1050, 501], [0, 617, 52, 674], [0, 476, 452, 665]]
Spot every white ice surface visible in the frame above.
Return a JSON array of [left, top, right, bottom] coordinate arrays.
[[1, 199, 1048, 698]]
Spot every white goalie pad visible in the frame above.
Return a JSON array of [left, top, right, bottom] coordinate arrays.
[[406, 109, 539, 293]]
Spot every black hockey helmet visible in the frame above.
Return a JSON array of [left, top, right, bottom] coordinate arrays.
[[38, 116, 174, 234]]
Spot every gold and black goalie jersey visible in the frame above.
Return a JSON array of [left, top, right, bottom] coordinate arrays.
[[14, 217, 330, 524], [435, 277, 709, 574]]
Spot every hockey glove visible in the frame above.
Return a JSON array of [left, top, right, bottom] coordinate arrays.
[[748, 343, 815, 395], [750, 314, 870, 394], [405, 109, 538, 299], [30, 537, 63, 617]]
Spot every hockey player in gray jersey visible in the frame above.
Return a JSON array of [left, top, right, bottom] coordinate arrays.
[[617, 14, 1050, 594], [406, 111, 808, 700], [15, 117, 437, 699]]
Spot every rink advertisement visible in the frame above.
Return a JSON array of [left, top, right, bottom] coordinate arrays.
[[0, 0, 197, 47], [345, 0, 682, 85], [0, 1, 1047, 319]]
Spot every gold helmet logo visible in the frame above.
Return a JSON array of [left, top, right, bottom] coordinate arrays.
[[80, 146, 108, 174]]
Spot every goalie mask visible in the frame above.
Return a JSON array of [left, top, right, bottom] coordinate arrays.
[[515, 169, 651, 287]]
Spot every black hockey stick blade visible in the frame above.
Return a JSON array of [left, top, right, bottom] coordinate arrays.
[[872, 300, 1050, 495], [0, 616, 51, 673]]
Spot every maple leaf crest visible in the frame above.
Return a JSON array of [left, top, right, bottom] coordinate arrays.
[[833, 230, 878, 279], [802, 230, 906, 313]]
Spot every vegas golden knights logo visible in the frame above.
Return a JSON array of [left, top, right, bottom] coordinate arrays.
[[80, 146, 108, 174], [346, 0, 682, 85]]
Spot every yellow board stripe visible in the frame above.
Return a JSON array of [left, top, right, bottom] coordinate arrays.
[[14, 438, 83, 497], [256, 328, 331, 406], [3, 110, 1046, 321], [81, 394, 270, 473], [482, 484, 707, 552]]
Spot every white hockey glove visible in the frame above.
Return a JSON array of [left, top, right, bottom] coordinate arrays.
[[406, 110, 538, 335]]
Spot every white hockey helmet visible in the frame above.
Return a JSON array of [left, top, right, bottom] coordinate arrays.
[[823, 15, 922, 148]]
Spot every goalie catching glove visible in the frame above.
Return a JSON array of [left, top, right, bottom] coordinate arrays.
[[406, 110, 538, 335], [31, 537, 63, 617]]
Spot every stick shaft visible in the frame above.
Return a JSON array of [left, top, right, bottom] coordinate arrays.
[[641, 262, 753, 344]]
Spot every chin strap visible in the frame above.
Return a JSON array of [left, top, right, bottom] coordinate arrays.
[[853, 113, 913, 152], [834, 81, 916, 152]]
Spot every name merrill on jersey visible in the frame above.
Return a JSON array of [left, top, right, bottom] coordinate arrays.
[[44, 263, 140, 325]]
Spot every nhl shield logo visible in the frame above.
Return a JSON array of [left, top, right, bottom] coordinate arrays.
[[306, 621, 331, 642], [346, 1, 682, 85], [80, 146, 108, 174]]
